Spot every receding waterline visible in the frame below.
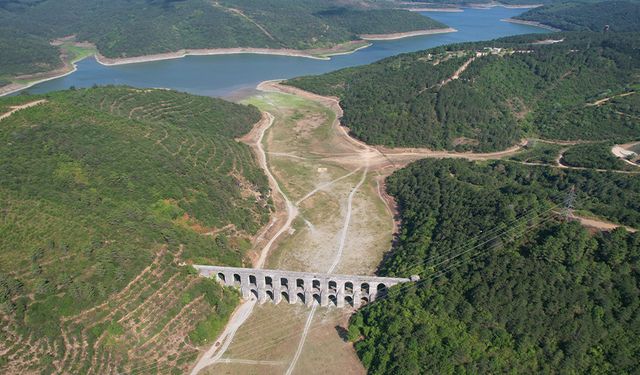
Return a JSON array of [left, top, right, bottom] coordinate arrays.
[[18, 8, 548, 98]]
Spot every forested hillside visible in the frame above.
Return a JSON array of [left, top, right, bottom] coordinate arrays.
[[397, 0, 557, 5], [516, 0, 640, 32], [0, 87, 271, 373], [348, 159, 640, 374], [0, 0, 445, 85], [0, 27, 60, 77], [285, 32, 640, 151]]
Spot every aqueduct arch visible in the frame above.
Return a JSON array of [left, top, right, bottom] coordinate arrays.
[[194, 265, 414, 309]]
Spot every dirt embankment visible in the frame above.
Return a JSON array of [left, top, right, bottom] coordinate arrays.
[[501, 18, 562, 32], [237, 112, 298, 269], [360, 27, 457, 40], [611, 142, 640, 168], [96, 48, 327, 65], [0, 61, 80, 97], [403, 7, 463, 12], [95, 41, 375, 66], [0, 38, 96, 97]]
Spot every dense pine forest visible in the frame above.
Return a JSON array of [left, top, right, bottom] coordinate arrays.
[[516, 0, 640, 32], [0, 0, 445, 85], [0, 27, 60, 77], [0, 87, 271, 373], [348, 159, 640, 374], [285, 32, 640, 151]]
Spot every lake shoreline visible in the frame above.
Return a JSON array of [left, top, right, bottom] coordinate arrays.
[[404, 2, 542, 12], [0, 56, 85, 97], [0, 28, 457, 96], [1, 8, 551, 98], [405, 7, 464, 12], [93, 27, 457, 66], [360, 27, 457, 40], [501, 18, 561, 32], [0, 41, 372, 97]]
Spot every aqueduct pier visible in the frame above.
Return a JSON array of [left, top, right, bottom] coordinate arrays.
[[194, 265, 414, 308]]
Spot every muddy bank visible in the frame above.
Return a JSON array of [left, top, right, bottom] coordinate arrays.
[[360, 27, 457, 40], [502, 18, 561, 32], [95, 41, 373, 66]]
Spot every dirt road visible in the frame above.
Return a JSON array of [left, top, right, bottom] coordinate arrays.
[[241, 112, 299, 268], [259, 80, 528, 171], [285, 166, 369, 374], [193, 80, 635, 375], [0, 100, 47, 122], [190, 112, 298, 374]]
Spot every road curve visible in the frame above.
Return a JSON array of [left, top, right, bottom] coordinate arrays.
[[190, 111, 298, 374]]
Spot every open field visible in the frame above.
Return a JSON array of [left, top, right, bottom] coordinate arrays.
[[196, 87, 393, 374]]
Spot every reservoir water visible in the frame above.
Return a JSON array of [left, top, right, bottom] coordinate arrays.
[[24, 7, 547, 98]]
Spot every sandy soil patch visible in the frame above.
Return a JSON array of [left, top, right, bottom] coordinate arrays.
[[95, 41, 371, 66], [570, 214, 637, 233], [611, 142, 640, 168], [587, 91, 635, 107]]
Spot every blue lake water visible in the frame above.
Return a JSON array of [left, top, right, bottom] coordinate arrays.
[[24, 7, 547, 98]]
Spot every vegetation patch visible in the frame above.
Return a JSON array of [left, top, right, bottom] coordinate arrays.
[[561, 142, 634, 171], [0, 0, 445, 78], [349, 159, 640, 374], [286, 32, 640, 151], [0, 86, 270, 373], [516, 0, 640, 32]]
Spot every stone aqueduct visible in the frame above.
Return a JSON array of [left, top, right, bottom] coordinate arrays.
[[194, 265, 413, 308]]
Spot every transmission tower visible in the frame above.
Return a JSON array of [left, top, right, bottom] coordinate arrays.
[[562, 185, 577, 221]]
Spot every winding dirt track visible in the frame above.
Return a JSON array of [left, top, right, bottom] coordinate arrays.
[[190, 112, 297, 375], [0, 100, 47, 122], [258, 80, 527, 172], [285, 166, 369, 375], [612, 142, 640, 168], [191, 80, 639, 374], [242, 112, 299, 268]]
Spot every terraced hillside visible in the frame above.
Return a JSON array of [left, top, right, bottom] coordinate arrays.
[[0, 87, 271, 373], [285, 32, 640, 151]]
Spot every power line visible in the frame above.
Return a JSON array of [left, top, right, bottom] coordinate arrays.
[[562, 185, 577, 221], [182, 211, 556, 370], [110, 204, 558, 374]]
